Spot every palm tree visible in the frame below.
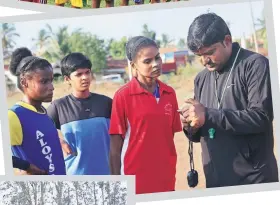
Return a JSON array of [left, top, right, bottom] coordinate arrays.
[[32, 29, 52, 56], [255, 12, 267, 49], [177, 38, 187, 49], [1, 23, 20, 59], [142, 24, 162, 47], [41, 25, 72, 63], [142, 24, 156, 40], [55, 26, 72, 56], [161, 34, 174, 48]]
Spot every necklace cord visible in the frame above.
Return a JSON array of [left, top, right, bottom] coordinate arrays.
[[215, 47, 241, 109]]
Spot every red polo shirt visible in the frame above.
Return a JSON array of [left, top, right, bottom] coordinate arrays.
[[109, 77, 182, 194]]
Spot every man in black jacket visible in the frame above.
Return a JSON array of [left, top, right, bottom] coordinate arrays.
[[180, 13, 279, 188]]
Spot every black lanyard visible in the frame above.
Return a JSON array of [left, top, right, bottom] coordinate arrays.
[[214, 47, 241, 109], [187, 127, 198, 188]]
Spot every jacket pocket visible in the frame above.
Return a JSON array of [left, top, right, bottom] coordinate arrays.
[[244, 139, 261, 170]]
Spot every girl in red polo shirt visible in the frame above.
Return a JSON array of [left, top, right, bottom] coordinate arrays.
[[109, 36, 182, 194]]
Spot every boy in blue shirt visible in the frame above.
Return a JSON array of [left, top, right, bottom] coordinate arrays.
[[47, 53, 112, 175]]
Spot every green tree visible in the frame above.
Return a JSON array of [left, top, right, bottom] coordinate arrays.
[[108, 37, 127, 59], [142, 24, 156, 40], [105, 38, 114, 54], [177, 38, 187, 49], [142, 24, 161, 47], [1, 23, 19, 59], [161, 34, 174, 47], [39, 25, 107, 72], [255, 11, 267, 49], [41, 25, 71, 63], [32, 27, 52, 56], [68, 31, 107, 72]]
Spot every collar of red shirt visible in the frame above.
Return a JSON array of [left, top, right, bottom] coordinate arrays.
[[129, 77, 173, 95]]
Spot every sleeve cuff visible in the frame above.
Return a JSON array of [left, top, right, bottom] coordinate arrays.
[[183, 127, 201, 143], [12, 156, 30, 171]]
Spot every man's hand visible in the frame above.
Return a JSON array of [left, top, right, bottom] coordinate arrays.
[[179, 98, 206, 129]]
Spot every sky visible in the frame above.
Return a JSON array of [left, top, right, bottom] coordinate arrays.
[[10, 0, 264, 50]]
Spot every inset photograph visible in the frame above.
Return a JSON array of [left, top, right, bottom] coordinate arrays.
[[18, 0, 184, 9], [0, 180, 129, 205]]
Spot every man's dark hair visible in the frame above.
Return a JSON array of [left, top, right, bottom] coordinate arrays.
[[60, 52, 92, 77], [187, 13, 231, 52], [9, 47, 52, 91]]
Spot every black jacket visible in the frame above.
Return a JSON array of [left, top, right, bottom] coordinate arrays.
[[184, 42, 279, 188]]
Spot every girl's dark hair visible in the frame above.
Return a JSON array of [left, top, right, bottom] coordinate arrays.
[[187, 13, 231, 52], [9, 47, 52, 91], [126, 36, 158, 62], [60, 52, 92, 77]]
